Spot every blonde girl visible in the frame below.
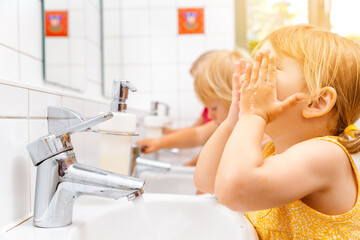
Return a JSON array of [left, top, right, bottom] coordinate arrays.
[[194, 24, 360, 239]]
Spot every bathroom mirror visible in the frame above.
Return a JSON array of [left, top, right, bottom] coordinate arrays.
[[101, 0, 122, 97], [42, 0, 103, 91]]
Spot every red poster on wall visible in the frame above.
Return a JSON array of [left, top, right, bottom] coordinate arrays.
[[178, 8, 204, 35], [45, 11, 68, 37]]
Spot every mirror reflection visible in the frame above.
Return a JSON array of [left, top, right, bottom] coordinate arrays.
[[42, 0, 103, 91]]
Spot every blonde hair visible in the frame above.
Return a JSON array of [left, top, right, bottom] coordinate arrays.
[[190, 50, 217, 76], [194, 48, 252, 107], [256, 24, 360, 154]]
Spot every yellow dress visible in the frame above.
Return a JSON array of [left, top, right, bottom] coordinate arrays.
[[245, 137, 360, 239]]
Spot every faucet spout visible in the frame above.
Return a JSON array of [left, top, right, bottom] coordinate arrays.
[[64, 162, 145, 199]]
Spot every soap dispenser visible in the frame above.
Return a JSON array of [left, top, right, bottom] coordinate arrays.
[[143, 101, 171, 138], [98, 80, 137, 175]]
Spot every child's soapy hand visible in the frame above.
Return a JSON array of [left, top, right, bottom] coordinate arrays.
[[225, 59, 247, 127], [239, 50, 303, 123], [136, 138, 161, 154]]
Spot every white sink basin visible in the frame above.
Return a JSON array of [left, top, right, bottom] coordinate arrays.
[[2, 194, 258, 240], [138, 166, 197, 195]]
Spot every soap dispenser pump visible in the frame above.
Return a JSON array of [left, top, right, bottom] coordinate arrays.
[[98, 80, 138, 175], [110, 80, 137, 112]]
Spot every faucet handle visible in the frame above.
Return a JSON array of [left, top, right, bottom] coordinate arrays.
[[27, 111, 113, 166], [55, 111, 113, 137]]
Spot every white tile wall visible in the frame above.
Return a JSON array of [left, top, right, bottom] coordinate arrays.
[[29, 90, 62, 117], [150, 64, 178, 91], [86, 42, 102, 83], [150, 37, 177, 63], [205, 6, 234, 34], [45, 39, 69, 64], [122, 37, 150, 64], [178, 63, 193, 91], [70, 66, 87, 89], [69, 0, 86, 9], [45, 0, 68, 9], [122, 65, 151, 93], [178, 35, 206, 63], [149, 8, 177, 35], [86, 2, 101, 46], [177, 0, 205, 8], [62, 96, 84, 115], [104, 38, 122, 64], [122, 0, 149, 9], [103, 0, 121, 9], [0, 119, 30, 233], [0, 45, 19, 82], [128, 91, 152, 112], [18, 0, 42, 60], [69, 10, 86, 38], [205, 35, 235, 51], [149, 0, 176, 8], [69, 39, 86, 64], [179, 91, 203, 120], [0, 0, 18, 49], [122, 9, 150, 36], [19, 54, 43, 86], [103, 10, 121, 37], [0, 84, 28, 117]]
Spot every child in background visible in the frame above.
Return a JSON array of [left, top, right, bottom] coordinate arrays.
[[136, 48, 253, 166], [162, 51, 216, 135], [194, 24, 360, 239]]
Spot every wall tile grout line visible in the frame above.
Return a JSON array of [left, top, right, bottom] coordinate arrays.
[[27, 88, 32, 217]]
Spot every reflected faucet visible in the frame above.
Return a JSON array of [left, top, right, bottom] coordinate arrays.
[[27, 107, 145, 228]]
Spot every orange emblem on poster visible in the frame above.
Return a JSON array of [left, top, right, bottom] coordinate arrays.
[[45, 11, 68, 37], [178, 8, 204, 34]]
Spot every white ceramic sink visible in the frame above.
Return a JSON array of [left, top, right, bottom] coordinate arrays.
[[138, 166, 197, 195], [2, 194, 258, 240]]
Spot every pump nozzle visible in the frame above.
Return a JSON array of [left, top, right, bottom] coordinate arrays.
[[110, 80, 137, 112]]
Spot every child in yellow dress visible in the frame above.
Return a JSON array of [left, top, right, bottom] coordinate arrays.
[[194, 24, 360, 239]]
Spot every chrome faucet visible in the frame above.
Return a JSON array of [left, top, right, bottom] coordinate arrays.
[[27, 107, 145, 228], [150, 101, 170, 116], [130, 146, 171, 177]]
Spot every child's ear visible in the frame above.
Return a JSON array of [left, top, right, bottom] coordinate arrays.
[[302, 87, 337, 118]]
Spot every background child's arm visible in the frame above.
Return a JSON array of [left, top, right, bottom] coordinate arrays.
[[136, 121, 217, 153], [194, 60, 246, 193]]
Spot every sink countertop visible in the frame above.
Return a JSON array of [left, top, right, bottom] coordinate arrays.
[[2, 196, 130, 240]]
